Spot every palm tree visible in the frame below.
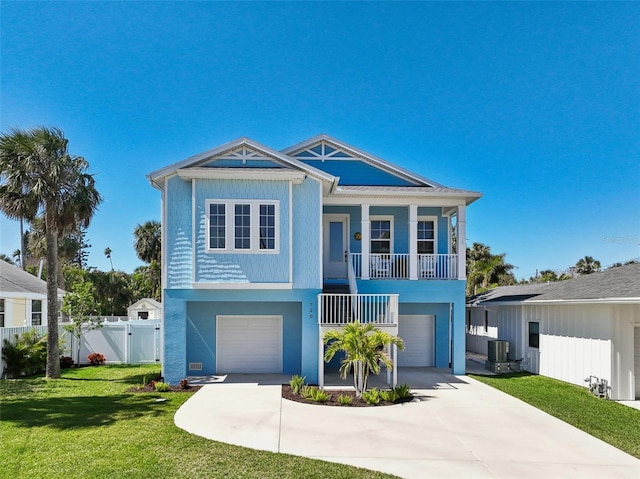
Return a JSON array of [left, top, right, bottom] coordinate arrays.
[[323, 321, 404, 398], [0, 127, 102, 378], [104, 247, 113, 270], [575, 256, 601, 275], [133, 220, 161, 264]]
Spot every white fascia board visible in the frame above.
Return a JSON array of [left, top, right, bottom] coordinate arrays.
[[282, 133, 446, 188], [148, 137, 335, 185], [177, 167, 306, 183], [524, 298, 640, 305], [191, 282, 293, 290], [0, 291, 48, 300], [323, 195, 469, 207]]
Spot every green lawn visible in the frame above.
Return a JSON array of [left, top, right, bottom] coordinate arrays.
[[470, 372, 640, 459], [0, 365, 397, 479]]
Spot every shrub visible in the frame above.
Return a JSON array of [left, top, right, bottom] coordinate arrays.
[[309, 387, 331, 403], [337, 394, 353, 406], [87, 352, 106, 365], [1, 330, 50, 378], [154, 381, 170, 392], [380, 389, 398, 402], [300, 385, 313, 400], [60, 356, 75, 369], [179, 378, 190, 389], [289, 375, 306, 395], [362, 388, 381, 405], [393, 383, 412, 399]]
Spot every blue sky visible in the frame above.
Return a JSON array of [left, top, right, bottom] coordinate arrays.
[[1, 1, 639, 280]]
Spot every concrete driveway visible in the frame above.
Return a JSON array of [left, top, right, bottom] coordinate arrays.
[[174, 369, 640, 479]]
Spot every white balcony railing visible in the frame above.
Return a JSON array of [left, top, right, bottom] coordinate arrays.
[[318, 294, 398, 325], [350, 253, 458, 280]]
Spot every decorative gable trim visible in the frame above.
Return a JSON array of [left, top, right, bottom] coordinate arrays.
[[281, 134, 445, 188], [148, 137, 334, 189]]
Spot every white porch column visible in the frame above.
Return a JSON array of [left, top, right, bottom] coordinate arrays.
[[408, 204, 418, 280], [457, 204, 467, 279], [361, 204, 370, 280]]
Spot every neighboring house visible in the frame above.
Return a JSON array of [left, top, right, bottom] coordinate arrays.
[[148, 134, 481, 385], [0, 261, 65, 327], [127, 298, 162, 320], [466, 263, 640, 400]]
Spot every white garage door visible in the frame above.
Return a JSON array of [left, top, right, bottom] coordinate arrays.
[[216, 316, 282, 373], [398, 315, 435, 367]]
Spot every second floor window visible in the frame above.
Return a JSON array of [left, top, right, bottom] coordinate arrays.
[[417, 219, 436, 254], [32, 299, 42, 326], [207, 199, 279, 253], [370, 218, 392, 254]]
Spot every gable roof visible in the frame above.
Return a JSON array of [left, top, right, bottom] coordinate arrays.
[[147, 137, 335, 189], [0, 261, 65, 296], [282, 133, 445, 187], [128, 298, 162, 309], [468, 263, 640, 305]]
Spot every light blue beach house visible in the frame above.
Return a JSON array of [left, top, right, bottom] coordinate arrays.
[[148, 135, 481, 385]]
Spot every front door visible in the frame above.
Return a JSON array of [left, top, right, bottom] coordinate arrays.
[[323, 214, 349, 279]]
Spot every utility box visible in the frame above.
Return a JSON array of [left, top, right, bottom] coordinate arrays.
[[488, 340, 509, 362]]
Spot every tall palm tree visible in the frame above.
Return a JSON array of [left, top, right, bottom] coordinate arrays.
[[104, 247, 113, 270], [0, 127, 102, 378], [323, 321, 404, 397], [133, 220, 161, 264]]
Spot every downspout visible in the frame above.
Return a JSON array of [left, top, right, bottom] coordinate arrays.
[[449, 302, 453, 369]]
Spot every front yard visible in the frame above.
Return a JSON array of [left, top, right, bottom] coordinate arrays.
[[471, 373, 640, 459], [0, 365, 396, 479]]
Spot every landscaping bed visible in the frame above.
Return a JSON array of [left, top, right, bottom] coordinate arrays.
[[282, 384, 413, 407]]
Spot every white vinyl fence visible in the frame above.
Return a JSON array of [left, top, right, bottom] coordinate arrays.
[[0, 320, 161, 378]]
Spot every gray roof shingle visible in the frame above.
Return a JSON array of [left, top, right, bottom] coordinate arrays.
[[468, 263, 640, 305], [0, 261, 65, 296]]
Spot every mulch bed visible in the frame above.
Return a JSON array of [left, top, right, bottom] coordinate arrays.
[[282, 385, 413, 407]]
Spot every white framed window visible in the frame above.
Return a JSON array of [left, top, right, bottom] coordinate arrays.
[[32, 299, 42, 326], [370, 216, 393, 254], [417, 216, 437, 255], [206, 199, 279, 253]]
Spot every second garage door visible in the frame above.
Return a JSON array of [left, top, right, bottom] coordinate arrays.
[[216, 315, 283, 373], [398, 315, 435, 367]]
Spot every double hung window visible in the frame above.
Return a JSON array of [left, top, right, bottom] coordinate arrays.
[[370, 218, 392, 254], [207, 200, 279, 253], [417, 219, 436, 254], [32, 300, 42, 326]]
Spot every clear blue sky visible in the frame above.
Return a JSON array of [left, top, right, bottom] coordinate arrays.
[[1, 1, 639, 280]]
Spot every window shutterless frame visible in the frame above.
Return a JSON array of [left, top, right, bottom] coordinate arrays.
[[205, 199, 279, 254]]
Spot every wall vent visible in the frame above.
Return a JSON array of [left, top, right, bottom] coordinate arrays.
[[188, 362, 203, 371]]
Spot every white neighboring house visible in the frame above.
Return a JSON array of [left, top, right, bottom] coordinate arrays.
[[466, 263, 640, 401], [127, 298, 162, 320], [0, 261, 65, 327]]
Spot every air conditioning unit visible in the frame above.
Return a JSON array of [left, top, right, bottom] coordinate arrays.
[[487, 340, 509, 362]]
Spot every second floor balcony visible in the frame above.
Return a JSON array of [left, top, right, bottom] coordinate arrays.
[[350, 253, 459, 280]]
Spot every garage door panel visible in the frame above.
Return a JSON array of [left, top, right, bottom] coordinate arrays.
[[217, 316, 282, 373], [398, 315, 434, 367]]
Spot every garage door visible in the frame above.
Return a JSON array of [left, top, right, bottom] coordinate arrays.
[[398, 315, 435, 367], [216, 316, 282, 373]]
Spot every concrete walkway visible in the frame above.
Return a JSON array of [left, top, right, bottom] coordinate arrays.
[[175, 370, 640, 479]]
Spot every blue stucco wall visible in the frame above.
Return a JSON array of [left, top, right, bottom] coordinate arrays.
[[194, 179, 290, 283], [163, 288, 320, 384], [166, 175, 193, 289], [186, 301, 302, 375], [301, 159, 415, 186]]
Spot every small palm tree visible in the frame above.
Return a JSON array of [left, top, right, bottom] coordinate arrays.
[[575, 256, 601, 275], [323, 321, 404, 398]]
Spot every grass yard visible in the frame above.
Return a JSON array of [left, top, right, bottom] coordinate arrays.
[[470, 372, 640, 459], [0, 365, 397, 479]]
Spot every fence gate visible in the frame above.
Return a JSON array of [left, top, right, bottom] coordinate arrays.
[[128, 321, 161, 364]]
